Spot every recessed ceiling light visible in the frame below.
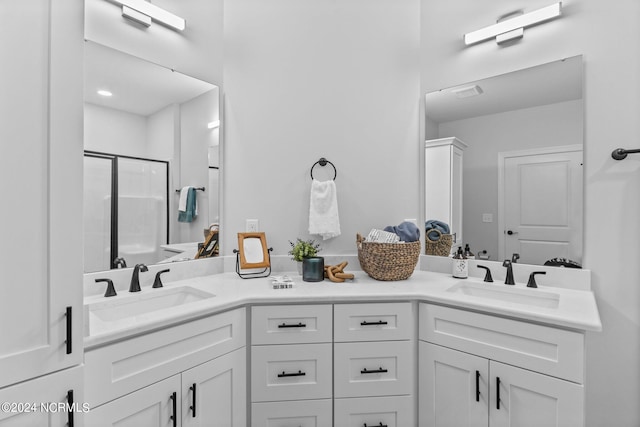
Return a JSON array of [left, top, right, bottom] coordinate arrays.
[[97, 89, 113, 97]]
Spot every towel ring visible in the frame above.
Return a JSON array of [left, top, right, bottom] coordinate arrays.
[[310, 157, 337, 180]]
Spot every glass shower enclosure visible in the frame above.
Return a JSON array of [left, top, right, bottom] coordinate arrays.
[[83, 152, 168, 273]]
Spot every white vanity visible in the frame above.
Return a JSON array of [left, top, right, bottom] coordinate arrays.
[[82, 266, 601, 427]]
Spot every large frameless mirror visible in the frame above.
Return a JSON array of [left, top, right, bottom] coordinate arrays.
[[83, 40, 221, 273], [425, 55, 584, 266]]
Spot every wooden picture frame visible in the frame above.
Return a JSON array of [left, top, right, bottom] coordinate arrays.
[[237, 232, 270, 269]]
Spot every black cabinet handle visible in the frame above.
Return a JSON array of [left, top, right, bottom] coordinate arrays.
[[65, 306, 72, 354], [170, 392, 177, 427], [476, 371, 480, 402], [360, 320, 388, 326], [496, 377, 501, 410], [364, 423, 388, 427], [361, 367, 388, 374], [278, 322, 306, 328], [277, 370, 306, 378], [190, 383, 197, 417], [67, 389, 74, 427]]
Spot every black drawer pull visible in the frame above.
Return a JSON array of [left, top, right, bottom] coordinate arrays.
[[277, 370, 306, 378], [361, 367, 388, 374], [360, 320, 388, 326], [496, 377, 501, 410], [170, 392, 177, 427], [190, 383, 197, 417], [475, 370, 480, 402], [67, 389, 74, 427], [364, 423, 388, 427], [278, 322, 307, 328], [65, 306, 72, 354]]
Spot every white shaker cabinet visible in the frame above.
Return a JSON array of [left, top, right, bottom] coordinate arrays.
[[0, 0, 84, 389], [85, 347, 246, 427], [85, 308, 247, 427], [0, 366, 84, 427], [419, 303, 585, 427], [424, 137, 467, 250]]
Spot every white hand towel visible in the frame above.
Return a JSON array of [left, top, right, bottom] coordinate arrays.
[[178, 186, 191, 212], [309, 179, 341, 240]]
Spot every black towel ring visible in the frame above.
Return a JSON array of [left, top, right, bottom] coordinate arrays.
[[310, 157, 337, 180]]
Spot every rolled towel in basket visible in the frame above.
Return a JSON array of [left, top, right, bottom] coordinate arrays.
[[425, 220, 450, 241], [383, 221, 420, 242]]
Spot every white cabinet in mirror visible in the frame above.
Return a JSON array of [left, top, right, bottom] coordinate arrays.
[[83, 40, 221, 273], [424, 55, 584, 267]]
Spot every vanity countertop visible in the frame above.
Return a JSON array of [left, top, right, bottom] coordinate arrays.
[[83, 270, 602, 350]]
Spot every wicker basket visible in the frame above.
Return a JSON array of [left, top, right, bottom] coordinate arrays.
[[356, 233, 421, 281], [424, 229, 453, 257]]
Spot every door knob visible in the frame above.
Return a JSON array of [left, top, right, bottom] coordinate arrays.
[[506, 230, 518, 235]]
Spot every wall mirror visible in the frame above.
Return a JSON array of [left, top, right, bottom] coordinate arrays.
[[425, 55, 584, 266], [83, 40, 221, 273]]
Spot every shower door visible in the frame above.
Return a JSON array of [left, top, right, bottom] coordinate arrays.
[[83, 152, 169, 272]]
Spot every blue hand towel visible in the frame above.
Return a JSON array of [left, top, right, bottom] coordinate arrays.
[[425, 220, 450, 241], [178, 187, 197, 223], [383, 221, 420, 242]]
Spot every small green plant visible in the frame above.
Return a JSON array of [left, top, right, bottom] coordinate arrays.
[[288, 238, 321, 262]]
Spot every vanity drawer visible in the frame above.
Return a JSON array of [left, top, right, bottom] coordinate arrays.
[[251, 343, 332, 402], [334, 302, 414, 342], [251, 399, 332, 427], [334, 341, 413, 398], [251, 304, 332, 345], [85, 307, 246, 407], [334, 395, 414, 427], [419, 303, 584, 383]]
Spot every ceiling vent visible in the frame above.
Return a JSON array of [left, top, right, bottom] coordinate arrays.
[[452, 85, 484, 99]]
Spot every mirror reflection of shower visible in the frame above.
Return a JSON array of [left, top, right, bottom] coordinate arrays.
[[83, 40, 220, 273]]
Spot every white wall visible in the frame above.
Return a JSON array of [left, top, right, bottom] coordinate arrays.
[[438, 99, 583, 261], [421, 0, 640, 425], [84, 103, 147, 156], [223, 0, 421, 256], [175, 89, 219, 242]]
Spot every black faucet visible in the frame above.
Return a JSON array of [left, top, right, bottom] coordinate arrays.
[[502, 260, 515, 285], [114, 257, 127, 268], [129, 263, 148, 292], [511, 253, 520, 263]]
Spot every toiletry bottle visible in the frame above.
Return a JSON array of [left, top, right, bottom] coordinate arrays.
[[464, 243, 475, 259], [452, 247, 468, 279]]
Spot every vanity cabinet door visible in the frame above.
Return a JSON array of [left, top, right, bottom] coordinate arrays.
[[85, 375, 181, 427], [419, 341, 489, 427], [490, 361, 584, 427], [182, 347, 247, 427], [0, 366, 84, 427], [0, 0, 83, 389]]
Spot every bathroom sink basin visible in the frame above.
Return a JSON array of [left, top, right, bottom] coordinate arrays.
[[446, 281, 560, 309], [85, 286, 215, 336]]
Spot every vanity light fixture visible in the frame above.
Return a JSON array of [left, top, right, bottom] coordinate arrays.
[[463, 2, 562, 46], [109, 0, 186, 31], [97, 89, 113, 97], [207, 120, 220, 129]]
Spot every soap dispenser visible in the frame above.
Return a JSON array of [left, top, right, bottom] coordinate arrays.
[[452, 247, 468, 279], [463, 243, 475, 259]]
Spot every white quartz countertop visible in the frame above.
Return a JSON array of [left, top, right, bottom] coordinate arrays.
[[83, 270, 602, 350]]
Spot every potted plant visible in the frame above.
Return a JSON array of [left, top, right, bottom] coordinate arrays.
[[289, 238, 321, 274]]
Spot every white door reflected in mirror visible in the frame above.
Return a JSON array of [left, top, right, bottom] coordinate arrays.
[[243, 238, 265, 264]]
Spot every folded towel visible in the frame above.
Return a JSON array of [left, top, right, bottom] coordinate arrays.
[[178, 187, 197, 223], [384, 221, 420, 242], [308, 179, 341, 240], [425, 220, 450, 241]]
